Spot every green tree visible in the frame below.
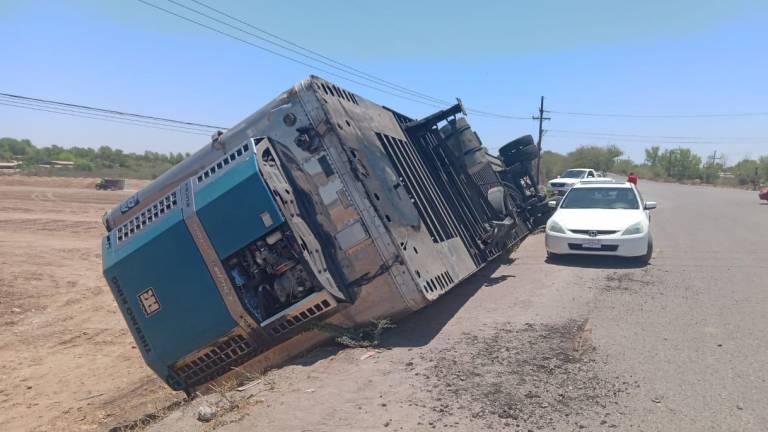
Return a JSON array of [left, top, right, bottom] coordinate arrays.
[[759, 156, 768, 183], [644, 146, 661, 166], [1, 137, 191, 179], [731, 158, 759, 185], [74, 160, 95, 171], [613, 158, 635, 175], [564, 145, 623, 173], [657, 148, 702, 181], [0, 137, 36, 160], [539, 150, 567, 181]]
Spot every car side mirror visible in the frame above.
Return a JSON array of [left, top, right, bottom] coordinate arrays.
[[548, 199, 560, 208], [644, 201, 657, 210]]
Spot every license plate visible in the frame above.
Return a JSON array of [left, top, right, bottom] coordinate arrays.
[[582, 240, 602, 249]]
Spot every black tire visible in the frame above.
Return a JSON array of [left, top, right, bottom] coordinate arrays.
[[499, 135, 537, 165], [500, 143, 539, 166], [500, 135, 535, 152], [637, 238, 653, 264]]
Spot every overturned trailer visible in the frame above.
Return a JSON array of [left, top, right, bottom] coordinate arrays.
[[101, 76, 552, 392]]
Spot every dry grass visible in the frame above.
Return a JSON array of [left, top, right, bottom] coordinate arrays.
[[315, 318, 396, 348]]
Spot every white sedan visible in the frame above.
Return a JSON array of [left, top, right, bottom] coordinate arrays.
[[545, 180, 656, 263], [547, 168, 600, 195]]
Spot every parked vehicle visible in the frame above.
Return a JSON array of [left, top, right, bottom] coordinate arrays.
[[759, 186, 768, 201], [95, 178, 125, 191], [547, 168, 600, 195], [100, 76, 553, 393], [545, 179, 656, 263]]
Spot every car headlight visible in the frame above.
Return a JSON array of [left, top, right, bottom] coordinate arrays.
[[621, 221, 645, 236], [547, 220, 566, 234]]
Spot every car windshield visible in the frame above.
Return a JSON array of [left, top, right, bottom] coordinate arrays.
[[560, 169, 587, 179], [560, 187, 639, 209]]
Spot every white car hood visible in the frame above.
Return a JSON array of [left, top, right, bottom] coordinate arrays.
[[553, 209, 644, 231], [549, 178, 581, 185]]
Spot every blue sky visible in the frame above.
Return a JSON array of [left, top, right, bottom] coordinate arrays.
[[1, 0, 767, 162]]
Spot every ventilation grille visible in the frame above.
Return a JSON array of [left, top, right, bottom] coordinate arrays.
[[318, 81, 359, 105], [375, 132, 458, 243], [196, 143, 251, 185], [174, 333, 257, 386], [423, 270, 454, 294], [267, 298, 333, 336], [471, 163, 502, 195], [116, 191, 178, 244]]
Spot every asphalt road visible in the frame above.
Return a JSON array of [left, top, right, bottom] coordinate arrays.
[[149, 180, 768, 432], [584, 180, 768, 430]]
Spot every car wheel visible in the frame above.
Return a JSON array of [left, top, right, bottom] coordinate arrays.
[[637, 238, 653, 264]]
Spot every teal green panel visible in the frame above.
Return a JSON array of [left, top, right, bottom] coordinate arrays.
[[102, 217, 237, 384], [195, 157, 285, 259]]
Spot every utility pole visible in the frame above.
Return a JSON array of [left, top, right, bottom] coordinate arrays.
[[532, 96, 550, 183], [753, 166, 760, 191], [707, 150, 723, 167]]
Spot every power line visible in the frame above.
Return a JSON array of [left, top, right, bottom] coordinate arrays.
[[549, 110, 768, 118], [548, 129, 768, 141], [0, 95, 217, 133], [135, 0, 531, 120], [0, 100, 212, 136], [545, 134, 767, 146], [134, 0, 444, 109], [0, 92, 225, 130], [178, 0, 448, 106]]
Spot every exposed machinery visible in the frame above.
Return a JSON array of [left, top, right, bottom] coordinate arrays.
[[101, 76, 552, 392]]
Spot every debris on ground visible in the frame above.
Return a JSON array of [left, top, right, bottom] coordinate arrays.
[[416, 320, 633, 430], [196, 404, 217, 423], [236, 380, 262, 392]]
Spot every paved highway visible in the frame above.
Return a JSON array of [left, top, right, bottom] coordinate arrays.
[[583, 180, 768, 431]]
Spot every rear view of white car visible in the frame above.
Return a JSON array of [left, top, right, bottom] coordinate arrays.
[[545, 180, 656, 263]]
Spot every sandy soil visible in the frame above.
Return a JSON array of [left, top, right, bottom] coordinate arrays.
[[0, 176, 181, 432]]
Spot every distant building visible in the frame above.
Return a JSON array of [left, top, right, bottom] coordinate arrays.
[[0, 161, 22, 172], [39, 160, 75, 168]]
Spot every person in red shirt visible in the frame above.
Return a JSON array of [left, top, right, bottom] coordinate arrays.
[[627, 172, 638, 185]]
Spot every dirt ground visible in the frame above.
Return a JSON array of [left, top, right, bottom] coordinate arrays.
[[0, 176, 182, 431], [2, 177, 766, 431]]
